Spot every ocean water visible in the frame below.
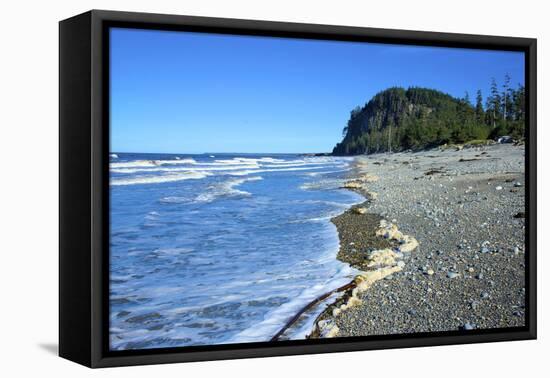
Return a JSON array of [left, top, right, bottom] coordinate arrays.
[[109, 153, 363, 350]]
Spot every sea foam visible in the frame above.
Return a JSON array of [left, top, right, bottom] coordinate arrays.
[[109, 154, 361, 349], [110, 171, 209, 186]]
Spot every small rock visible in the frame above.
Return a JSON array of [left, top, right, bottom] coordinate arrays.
[[467, 267, 475, 273], [462, 323, 475, 330], [407, 309, 417, 316], [481, 292, 490, 299], [342, 181, 363, 189], [514, 182, 522, 187], [353, 207, 367, 215], [481, 247, 490, 254], [495, 186, 503, 191], [476, 273, 484, 280], [427, 269, 435, 276], [447, 271, 459, 279]]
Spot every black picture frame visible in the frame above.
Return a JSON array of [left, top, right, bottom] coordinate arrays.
[[59, 9, 537, 368]]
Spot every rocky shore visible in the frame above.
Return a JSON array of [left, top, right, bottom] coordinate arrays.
[[309, 143, 526, 338]]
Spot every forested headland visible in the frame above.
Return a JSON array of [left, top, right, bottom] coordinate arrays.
[[332, 76, 525, 155]]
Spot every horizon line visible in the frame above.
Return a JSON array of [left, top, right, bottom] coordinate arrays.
[[110, 151, 332, 155]]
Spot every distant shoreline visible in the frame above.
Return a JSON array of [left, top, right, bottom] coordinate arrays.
[[109, 139, 517, 159]]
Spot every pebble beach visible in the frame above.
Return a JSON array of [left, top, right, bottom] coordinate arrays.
[[310, 143, 526, 337]]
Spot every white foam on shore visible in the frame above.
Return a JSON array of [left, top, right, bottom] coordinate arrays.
[[110, 154, 364, 347], [228, 258, 358, 343], [311, 218, 419, 338], [289, 198, 365, 224], [227, 184, 364, 343]]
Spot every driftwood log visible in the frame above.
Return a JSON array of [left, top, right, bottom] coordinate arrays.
[[270, 279, 357, 341]]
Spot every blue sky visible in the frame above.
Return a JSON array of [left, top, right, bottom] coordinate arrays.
[[110, 28, 525, 154]]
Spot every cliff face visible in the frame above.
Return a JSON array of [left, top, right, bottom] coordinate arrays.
[[332, 87, 489, 155]]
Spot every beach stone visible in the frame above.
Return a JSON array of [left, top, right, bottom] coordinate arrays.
[[447, 271, 459, 279], [427, 269, 435, 276], [342, 181, 363, 189], [353, 207, 367, 215], [496, 186, 503, 191], [462, 323, 475, 330], [481, 292, 490, 299], [476, 273, 484, 280], [514, 182, 522, 187]]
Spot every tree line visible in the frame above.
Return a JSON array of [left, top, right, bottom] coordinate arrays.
[[332, 75, 525, 155]]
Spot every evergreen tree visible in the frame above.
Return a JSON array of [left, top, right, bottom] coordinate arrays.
[[464, 91, 471, 105], [332, 82, 525, 156], [486, 78, 501, 128], [502, 73, 512, 121], [475, 90, 484, 123], [513, 84, 526, 121]]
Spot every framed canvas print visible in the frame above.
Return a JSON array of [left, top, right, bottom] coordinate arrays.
[[59, 10, 536, 368]]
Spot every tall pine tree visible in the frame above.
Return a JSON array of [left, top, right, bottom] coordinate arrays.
[[475, 90, 484, 123], [486, 78, 501, 128], [502, 73, 512, 121]]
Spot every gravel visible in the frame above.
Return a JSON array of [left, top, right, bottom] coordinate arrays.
[[310, 143, 526, 337]]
